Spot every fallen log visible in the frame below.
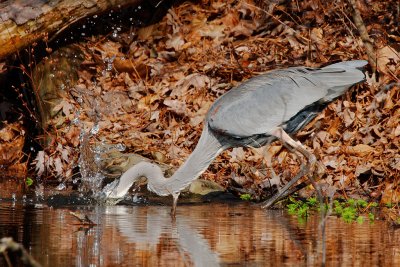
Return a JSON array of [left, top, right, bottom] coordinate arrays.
[[0, 0, 144, 60]]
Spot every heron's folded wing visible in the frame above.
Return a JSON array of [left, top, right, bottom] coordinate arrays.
[[207, 61, 366, 137]]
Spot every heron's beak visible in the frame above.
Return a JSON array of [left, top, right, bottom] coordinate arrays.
[[95, 179, 124, 204]]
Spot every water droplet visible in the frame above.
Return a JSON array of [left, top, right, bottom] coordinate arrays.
[[116, 143, 126, 151], [56, 183, 66, 191], [90, 124, 100, 135], [95, 154, 101, 163]]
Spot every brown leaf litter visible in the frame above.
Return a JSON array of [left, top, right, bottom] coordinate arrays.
[[25, 0, 399, 205]]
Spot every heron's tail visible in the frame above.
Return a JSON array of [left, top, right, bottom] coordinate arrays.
[[324, 60, 368, 70], [318, 60, 368, 101]]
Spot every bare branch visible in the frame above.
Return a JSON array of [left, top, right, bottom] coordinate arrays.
[[348, 0, 377, 72]]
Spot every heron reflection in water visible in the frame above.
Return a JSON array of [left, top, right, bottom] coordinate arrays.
[[101, 60, 367, 215]]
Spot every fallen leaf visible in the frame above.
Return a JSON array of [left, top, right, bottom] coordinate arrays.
[[346, 144, 374, 156], [381, 183, 400, 204], [166, 33, 185, 51], [377, 46, 400, 73], [164, 99, 187, 115]]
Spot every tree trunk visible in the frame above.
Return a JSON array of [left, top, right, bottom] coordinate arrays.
[[0, 0, 143, 60]]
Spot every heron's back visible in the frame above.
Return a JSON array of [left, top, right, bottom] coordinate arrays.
[[207, 60, 367, 140]]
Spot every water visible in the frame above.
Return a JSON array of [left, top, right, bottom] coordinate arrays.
[[0, 202, 399, 267]]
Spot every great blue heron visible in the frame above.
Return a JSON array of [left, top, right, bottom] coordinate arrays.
[[101, 60, 367, 214]]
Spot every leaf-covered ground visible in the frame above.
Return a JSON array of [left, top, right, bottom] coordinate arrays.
[[22, 0, 399, 205]]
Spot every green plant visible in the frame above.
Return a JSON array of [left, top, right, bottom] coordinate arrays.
[[385, 202, 393, 208], [356, 199, 368, 208], [356, 216, 365, 224], [306, 197, 318, 207], [333, 199, 378, 223], [25, 177, 34, 187], [368, 212, 375, 221], [287, 197, 311, 218], [369, 202, 379, 208], [341, 207, 357, 223], [240, 193, 252, 201], [286, 197, 379, 223]]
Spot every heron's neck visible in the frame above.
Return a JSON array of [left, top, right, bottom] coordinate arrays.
[[109, 161, 164, 198], [148, 125, 226, 195]]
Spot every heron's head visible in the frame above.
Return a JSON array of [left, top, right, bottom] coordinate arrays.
[[96, 179, 126, 205], [96, 161, 165, 204]]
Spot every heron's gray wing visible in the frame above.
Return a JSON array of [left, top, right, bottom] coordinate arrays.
[[207, 60, 367, 137]]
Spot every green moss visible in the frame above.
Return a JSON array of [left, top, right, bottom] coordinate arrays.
[[240, 193, 252, 201], [25, 177, 34, 187], [356, 216, 365, 224], [385, 202, 393, 208], [286, 197, 379, 223]]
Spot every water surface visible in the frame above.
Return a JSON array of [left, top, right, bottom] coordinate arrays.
[[0, 201, 399, 266]]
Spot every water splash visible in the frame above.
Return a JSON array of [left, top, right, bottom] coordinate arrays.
[[56, 183, 66, 191], [78, 130, 105, 195]]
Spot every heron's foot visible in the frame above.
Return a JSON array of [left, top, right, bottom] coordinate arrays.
[[261, 163, 310, 209]]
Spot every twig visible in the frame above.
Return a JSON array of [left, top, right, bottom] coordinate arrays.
[[348, 0, 377, 72], [69, 211, 97, 226], [0, 237, 42, 267]]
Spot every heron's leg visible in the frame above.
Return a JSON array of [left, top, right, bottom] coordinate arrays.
[[261, 127, 323, 208], [262, 163, 310, 208], [171, 192, 180, 218]]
